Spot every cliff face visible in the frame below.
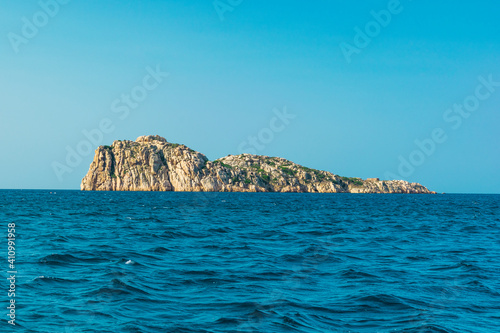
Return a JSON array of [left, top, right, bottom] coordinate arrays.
[[81, 135, 436, 193]]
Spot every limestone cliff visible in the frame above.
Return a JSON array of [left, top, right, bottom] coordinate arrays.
[[81, 135, 436, 193]]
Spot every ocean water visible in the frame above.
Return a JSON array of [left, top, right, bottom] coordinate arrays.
[[1, 191, 499, 333]]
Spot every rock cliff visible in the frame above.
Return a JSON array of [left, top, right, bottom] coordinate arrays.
[[81, 135, 436, 193]]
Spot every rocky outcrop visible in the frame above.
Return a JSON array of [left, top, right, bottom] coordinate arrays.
[[81, 135, 436, 193]]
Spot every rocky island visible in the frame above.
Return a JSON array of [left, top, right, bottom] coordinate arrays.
[[81, 135, 436, 193]]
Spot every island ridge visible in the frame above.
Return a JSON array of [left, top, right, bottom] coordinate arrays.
[[81, 135, 436, 193]]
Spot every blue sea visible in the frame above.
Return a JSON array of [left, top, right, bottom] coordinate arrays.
[[1, 191, 499, 332]]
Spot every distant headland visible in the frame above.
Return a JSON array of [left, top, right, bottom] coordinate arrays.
[[81, 135, 436, 193]]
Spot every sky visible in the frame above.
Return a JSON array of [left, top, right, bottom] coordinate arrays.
[[0, 0, 499, 193]]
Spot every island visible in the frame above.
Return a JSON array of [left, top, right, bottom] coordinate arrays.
[[81, 135, 436, 193]]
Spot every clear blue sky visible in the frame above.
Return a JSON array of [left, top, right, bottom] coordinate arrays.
[[1, 0, 499, 193]]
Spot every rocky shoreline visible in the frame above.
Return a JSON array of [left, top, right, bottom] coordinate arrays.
[[81, 135, 436, 194]]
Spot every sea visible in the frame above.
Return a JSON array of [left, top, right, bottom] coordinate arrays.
[[1, 190, 499, 332]]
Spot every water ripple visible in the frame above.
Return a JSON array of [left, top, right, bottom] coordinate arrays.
[[1, 191, 498, 332]]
